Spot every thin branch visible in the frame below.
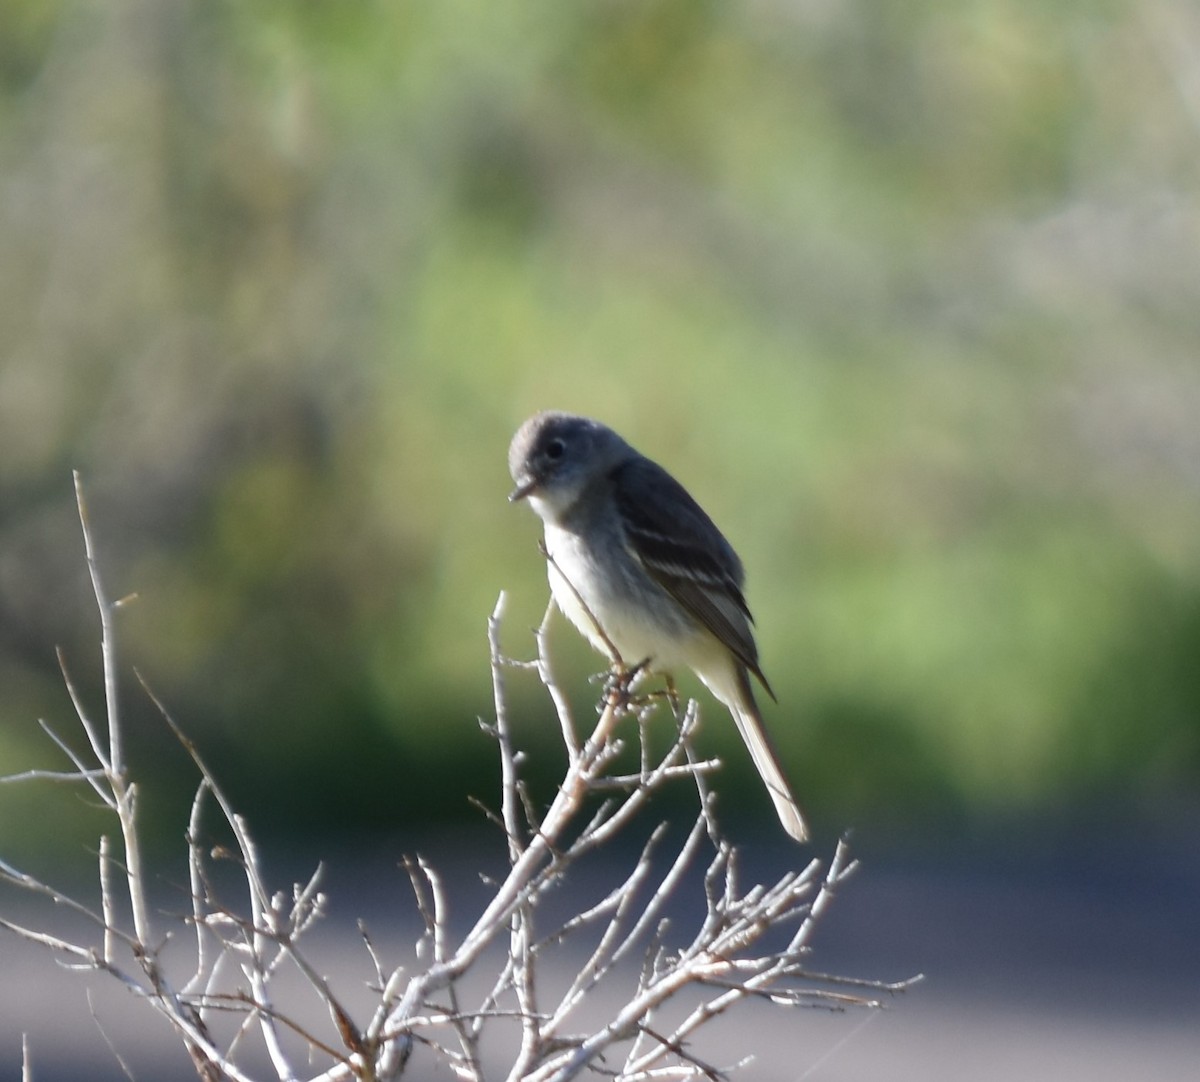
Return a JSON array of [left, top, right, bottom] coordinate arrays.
[[0, 916, 98, 960], [183, 780, 215, 997], [0, 765, 107, 785], [0, 854, 138, 950], [72, 477, 155, 953], [36, 716, 116, 808], [99, 835, 116, 964], [87, 988, 138, 1082], [534, 599, 579, 759], [490, 592, 527, 859], [73, 470, 122, 775], [789, 839, 856, 956], [136, 669, 273, 922], [53, 646, 110, 776]]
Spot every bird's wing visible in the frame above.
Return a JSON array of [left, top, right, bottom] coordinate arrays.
[[611, 457, 774, 698]]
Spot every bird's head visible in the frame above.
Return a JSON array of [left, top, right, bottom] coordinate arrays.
[[508, 411, 629, 521]]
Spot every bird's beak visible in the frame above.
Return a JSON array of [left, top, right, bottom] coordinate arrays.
[[509, 475, 538, 502]]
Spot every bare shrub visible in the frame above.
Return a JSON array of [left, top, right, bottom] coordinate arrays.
[[2, 477, 912, 1080]]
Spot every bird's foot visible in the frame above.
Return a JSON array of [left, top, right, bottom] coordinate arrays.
[[594, 657, 653, 714]]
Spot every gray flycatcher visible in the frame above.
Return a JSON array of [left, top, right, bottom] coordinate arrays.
[[508, 410, 808, 842]]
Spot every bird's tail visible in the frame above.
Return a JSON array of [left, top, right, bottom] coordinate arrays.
[[729, 669, 809, 843]]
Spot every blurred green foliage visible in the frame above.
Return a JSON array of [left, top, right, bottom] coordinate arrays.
[[2, 0, 1198, 857]]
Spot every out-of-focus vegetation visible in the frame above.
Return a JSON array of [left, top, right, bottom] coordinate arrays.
[[2, 0, 1198, 856]]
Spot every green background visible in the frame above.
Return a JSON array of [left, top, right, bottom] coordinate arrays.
[[2, 0, 1198, 861]]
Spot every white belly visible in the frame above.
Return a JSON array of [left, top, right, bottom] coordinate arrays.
[[541, 521, 722, 679]]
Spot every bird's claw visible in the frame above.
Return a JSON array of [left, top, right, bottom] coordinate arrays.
[[596, 657, 652, 713]]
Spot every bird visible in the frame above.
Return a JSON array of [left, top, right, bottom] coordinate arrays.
[[508, 410, 808, 842]]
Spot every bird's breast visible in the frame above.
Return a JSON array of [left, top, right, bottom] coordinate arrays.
[[542, 522, 700, 670]]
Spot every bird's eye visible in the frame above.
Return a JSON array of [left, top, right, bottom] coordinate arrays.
[[545, 437, 566, 460]]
